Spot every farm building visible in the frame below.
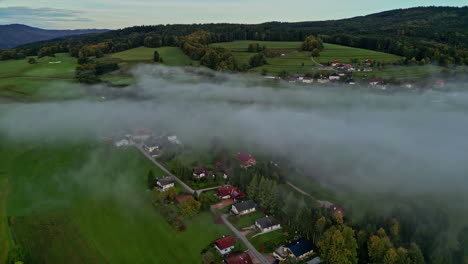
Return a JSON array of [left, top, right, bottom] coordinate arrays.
[[255, 216, 281, 233], [369, 78, 384, 86], [156, 176, 175, 191], [193, 166, 210, 179], [329, 73, 340, 81], [231, 200, 256, 216], [214, 235, 236, 255], [237, 152, 256, 168], [224, 252, 253, 264], [217, 185, 246, 200]]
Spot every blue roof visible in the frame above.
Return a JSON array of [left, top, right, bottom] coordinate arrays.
[[285, 239, 315, 257]]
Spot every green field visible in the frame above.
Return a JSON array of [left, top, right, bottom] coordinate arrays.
[[249, 229, 293, 253], [211, 41, 403, 75], [0, 53, 84, 101], [229, 211, 265, 230], [0, 139, 231, 263], [107, 46, 198, 67]]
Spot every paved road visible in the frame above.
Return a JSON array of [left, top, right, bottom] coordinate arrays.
[[286, 181, 333, 208], [135, 145, 195, 194], [195, 185, 223, 196], [221, 214, 270, 264]]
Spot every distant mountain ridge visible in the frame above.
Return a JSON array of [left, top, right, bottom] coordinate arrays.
[[0, 24, 109, 50]]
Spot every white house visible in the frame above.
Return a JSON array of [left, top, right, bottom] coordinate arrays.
[[115, 139, 131, 147], [329, 73, 340, 81], [156, 176, 175, 191], [255, 216, 281, 233], [231, 200, 256, 216], [214, 235, 235, 255], [167, 135, 182, 145]]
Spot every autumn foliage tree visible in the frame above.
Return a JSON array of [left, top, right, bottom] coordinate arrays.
[[318, 224, 358, 264]]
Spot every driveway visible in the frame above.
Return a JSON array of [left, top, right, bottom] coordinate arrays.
[[221, 214, 270, 264]]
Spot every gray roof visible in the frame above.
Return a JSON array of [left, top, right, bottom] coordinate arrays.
[[256, 216, 280, 229], [233, 200, 256, 212], [157, 176, 175, 186]]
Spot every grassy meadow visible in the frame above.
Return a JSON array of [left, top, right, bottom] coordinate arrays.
[[0, 53, 85, 102], [211, 40, 403, 75], [0, 138, 231, 263]]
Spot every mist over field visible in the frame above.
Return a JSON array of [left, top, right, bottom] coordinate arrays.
[[1, 65, 468, 202]]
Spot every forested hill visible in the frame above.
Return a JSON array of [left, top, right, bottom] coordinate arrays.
[[0, 24, 108, 50], [3, 7, 468, 65]]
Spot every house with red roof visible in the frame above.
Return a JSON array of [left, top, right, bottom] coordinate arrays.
[[237, 152, 256, 168], [224, 252, 253, 264], [176, 194, 194, 204], [217, 185, 246, 200], [192, 166, 209, 179], [214, 235, 236, 255]]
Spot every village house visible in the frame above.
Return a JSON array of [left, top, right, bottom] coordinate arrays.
[[131, 128, 152, 143], [217, 185, 246, 200], [331, 60, 340, 67], [365, 59, 373, 65], [435, 79, 446, 88], [231, 200, 256, 215], [302, 77, 314, 84], [237, 152, 256, 168], [292, 74, 305, 81], [224, 252, 253, 264], [176, 194, 193, 204], [327, 204, 346, 218], [167, 134, 182, 145], [214, 235, 236, 255], [255, 216, 281, 233], [215, 162, 229, 179], [401, 82, 413, 89], [193, 166, 210, 179], [156, 176, 175, 191], [318, 77, 330, 84], [115, 138, 131, 147], [369, 78, 384, 86], [274, 239, 315, 261], [347, 78, 356, 85], [329, 73, 340, 81]]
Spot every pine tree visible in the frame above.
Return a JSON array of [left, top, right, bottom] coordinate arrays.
[[247, 174, 259, 200]]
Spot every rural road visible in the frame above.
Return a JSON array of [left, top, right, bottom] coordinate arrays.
[[221, 214, 270, 264], [135, 145, 195, 194], [286, 181, 333, 208]]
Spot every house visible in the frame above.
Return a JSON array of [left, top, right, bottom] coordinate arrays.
[[231, 200, 256, 215], [274, 239, 315, 261], [347, 78, 356, 85], [327, 204, 346, 218], [224, 252, 253, 264], [329, 73, 340, 81], [401, 82, 413, 89], [217, 185, 246, 200], [193, 166, 209, 179], [156, 176, 175, 191], [293, 74, 305, 81], [214, 235, 236, 255], [435, 79, 446, 88], [369, 78, 384, 86], [302, 77, 314, 84], [255, 216, 281, 233], [131, 128, 152, 142], [176, 194, 193, 204], [215, 162, 230, 179], [288, 77, 297, 83], [237, 152, 256, 168], [115, 139, 131, 147], [318, 77, 330, 84], [364, 59, 373, 65], [331, 60, 340, 67], [167, 134, 182, 145]]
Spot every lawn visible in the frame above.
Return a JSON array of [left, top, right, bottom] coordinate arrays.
[[0, 138, 232, 263], [318, 43, 403, 64], [249, 229, 294, 253], [107, 46, 198, 67], [0, 53, 83, 101], [229, 211, 265, 230]]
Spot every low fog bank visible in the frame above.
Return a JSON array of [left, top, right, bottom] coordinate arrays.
[[1, 65, 468, 201]]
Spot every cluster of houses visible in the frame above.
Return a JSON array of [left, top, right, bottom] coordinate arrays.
[[191, 152, 257, 181], [112, 128, 182, 156]]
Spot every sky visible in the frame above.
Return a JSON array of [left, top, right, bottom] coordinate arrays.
[[0, 0, 465, 29]]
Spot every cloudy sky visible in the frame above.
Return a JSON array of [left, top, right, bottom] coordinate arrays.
[[0, 0, 465, 29]]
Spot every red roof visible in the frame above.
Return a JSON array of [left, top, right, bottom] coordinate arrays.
[[237, 152, 256, 165], [176, 194, 193, 204], [215, 235, 235, 250], [217, 185, 246, 200], [193, 166, 209, 175], [225, 252, 253, 264]]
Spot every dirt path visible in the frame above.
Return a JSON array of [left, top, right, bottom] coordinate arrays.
[[286, 181, 333, 208]]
